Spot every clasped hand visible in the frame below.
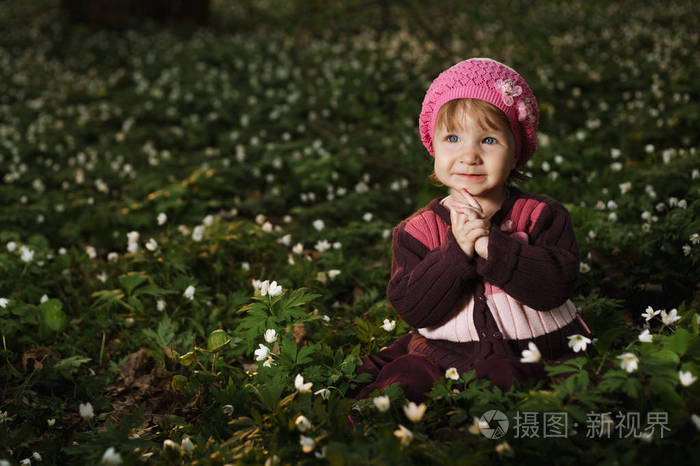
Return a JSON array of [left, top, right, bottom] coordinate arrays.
[[444, 188, 490, 259]]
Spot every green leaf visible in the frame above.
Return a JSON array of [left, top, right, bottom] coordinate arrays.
[[54, 355, 91, 379], [205, 329, 232, 353], [663, 328, 693, 356], [118, 272, 148, 296], [40, 299, 67, 332]]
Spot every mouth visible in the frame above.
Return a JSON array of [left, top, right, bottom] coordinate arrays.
[[456, 173, 486, 178]]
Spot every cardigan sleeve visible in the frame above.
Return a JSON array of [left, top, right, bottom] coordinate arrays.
[[475, 200, 579, 310], [387, 223, 479, 328]]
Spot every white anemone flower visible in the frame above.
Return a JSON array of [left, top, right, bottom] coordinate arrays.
[[618, 353, 639, 373], [181, 437, 194, 455], [157, 212, 167, 225], [373, 395, 390, 412], [638, 329, 653, 343], [312, 219, 324, 231], [254, 344, 270, 361], [445, 367, 459, 380], [403, 402, 426, 423], [393, 424, 413, 447], [295, 374, 313, 393], [642, 306, 660, 321], [299, 435, 315, 453], [264, 329, 277, 343], [381, 319, 396, 331], [267, 281, 283, 297], [520, 342, 541, 363], [100, 447, 123, 465], [79, 402, 94, 420], [295, 415, 312, 432], [567, 334, 592, 352], [183, 285, 195, 300], [661, 308, 681, 325], [679, 371, 697, 387]]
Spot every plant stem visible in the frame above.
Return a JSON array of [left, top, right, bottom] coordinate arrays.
[[99, 332, 106, 367]]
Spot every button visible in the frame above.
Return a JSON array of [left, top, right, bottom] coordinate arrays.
[[493, 331, 502, 340]]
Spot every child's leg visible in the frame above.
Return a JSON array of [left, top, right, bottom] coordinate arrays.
[[354, 353, 442, 403]]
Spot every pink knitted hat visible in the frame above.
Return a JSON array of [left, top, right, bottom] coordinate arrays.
[[419, 58, 539, 166]]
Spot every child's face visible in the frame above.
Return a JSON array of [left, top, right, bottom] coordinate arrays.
[[433, 110, 517, 204]]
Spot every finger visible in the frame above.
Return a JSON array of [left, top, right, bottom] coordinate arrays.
[[460, 189, 484, 214], [465, 228, 490, 244]]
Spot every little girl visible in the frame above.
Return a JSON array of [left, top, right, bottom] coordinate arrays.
[[353, 58, 593, 402]]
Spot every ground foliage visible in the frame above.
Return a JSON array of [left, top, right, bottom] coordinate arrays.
[[0, 0, 699, 464]]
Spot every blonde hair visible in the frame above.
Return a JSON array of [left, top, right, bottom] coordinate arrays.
[[429, 98, 529, 186]]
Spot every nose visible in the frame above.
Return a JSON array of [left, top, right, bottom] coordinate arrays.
[[458, 141, 481, 164]]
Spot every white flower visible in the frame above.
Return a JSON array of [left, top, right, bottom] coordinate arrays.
[[618, 353, 639, 373], [445, 367, 459, 380], [295, 374, 313, 393], [327, 269, 341, 280], [333, 241, 342, 249], [181, 438, 194, 455], [692, 414, 700, 432], [683, 244, 691, 256], [495, 441, 512, 457], [642, 306, 660, 321], [145, 238, 158, 251], [97, 272, 108, 283], [183, 285, 195, 300], [638, 329, 653, 343], [381, 319, 396, 332], [661, 308, 681, 325], [0, 298, 8, 308], [127, 231, 139, 243], [254, 344, 270, 361], [679, 371, 697, 387], [7, 241, 17, 252], [47, 418, 55, 427], [163, 439, 179, 452], [202, 215, 214, 226], [0, 411, 9, 424], [610, 148, 621, 159], [299, 435, 315, 453], [101, 448, 122, 465], [241, 261, 250, 271], [262, 221, 273, 233], [363, 212, 373, 222], [264, 329, 277, 343], [312, 219, 325, 231], [157, 299, 166, 312], [314, 388, 331, 400], [192, 225, 205, 242], [520, 342, 541, 363], [222, 404, 234, 416], [619, 182, 631, 194], [468, 416, 490, 435], [292, 243, 304, 255], [373, 395, 390, 412], [678, 199, 687, 209], [21, 246, 35, 262], [79, 402, 94, 420], [295, 415, 312, 432], [314, 240, 330, 253], [579, 262, 591, 273], [40, 294, 49, 304], [608, 212, 617, 222], [85, 245, 97, 259], [107, 252, 119, 262], [567, 334, 592, 352], [645, 144, 654, 153], [278, 234, 292, 246], [19, 459, 30, 465], [32, 452, 41, 462], [255, 214, 266, 225], [393, 424, 413, 447], [403, 402, 426, 423], [267, 281, 283, 297], [157, 213, 167, 225], [691, 233, 700, 245]]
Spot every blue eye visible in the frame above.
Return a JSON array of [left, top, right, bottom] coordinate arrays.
[[483, 136, 497, 144], [447, 135, 460, 143]]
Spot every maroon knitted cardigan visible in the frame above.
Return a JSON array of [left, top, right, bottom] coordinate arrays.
[[379, 186, 592, 388]]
